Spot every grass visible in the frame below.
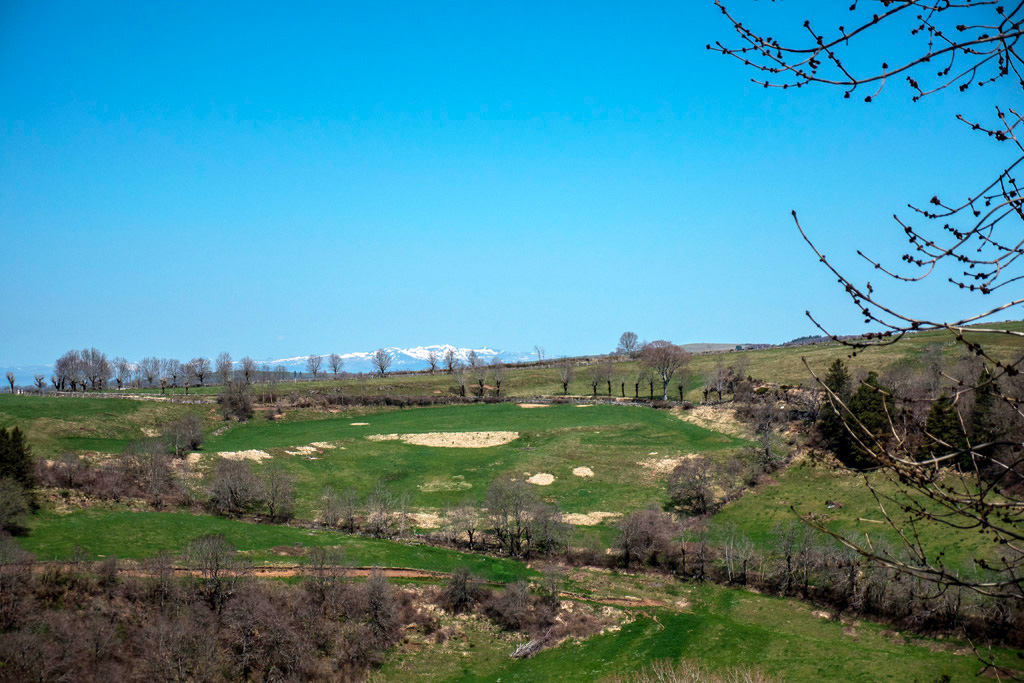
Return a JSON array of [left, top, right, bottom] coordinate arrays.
[[199, 403, 750, 522], [710, 460, 996, 572], [17, 508, 533, 583], [377, 581, 1011, 682], [0, 393, 219, 457]]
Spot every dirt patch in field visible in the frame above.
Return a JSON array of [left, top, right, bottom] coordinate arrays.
[[350, 422, 369, 426], [408, 511, 443, 528], [285, 445, 320, 456], [517, 403, 547, 408], [637, 454, 697, 475], [418, 475, 472, 492], [572, 466, 594, 478], [526, 472, 554, 485], [141, 428, 161, 437], [575, 404, 593, 408], [218, 450, 272, 462], [366, 431, 518, 448], [563, 511, 620, 526], [185, 453, 203, 466], [676, 405, 747, 437]]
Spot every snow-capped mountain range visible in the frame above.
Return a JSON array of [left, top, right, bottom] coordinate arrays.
[[264, 345, 534, 375]]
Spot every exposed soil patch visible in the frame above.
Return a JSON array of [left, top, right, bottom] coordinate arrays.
[[677, 405, 748, 437], [526, 473, 554, 485], [367, 431, 518, 448], [517, 403, 547, 408], [141, 428, 161, 437], [563, 511, 620, 526], [637, 454, 698, 475], [285, 445, 321, 456], [350, 422, 370, 426], [218, 450, 271, 462], [572, 466, 594, 478], [418, 475, 472, 492], [408, 511, 443, 528]]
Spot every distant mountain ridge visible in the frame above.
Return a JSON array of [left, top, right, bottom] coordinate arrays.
[[263, 345, 534, 375]]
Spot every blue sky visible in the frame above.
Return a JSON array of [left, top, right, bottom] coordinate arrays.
[[0, 1, 1014, 365]]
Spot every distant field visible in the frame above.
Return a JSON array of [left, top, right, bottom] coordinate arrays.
[[121, 321, 1024, 401]]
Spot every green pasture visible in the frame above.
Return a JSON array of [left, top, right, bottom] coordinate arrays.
[[710, 460, 997, 572], [198, 403, 749, 522], [378, 582, 1011, 682], [0, 394, 218, 457], [18, 509, 532, 583]]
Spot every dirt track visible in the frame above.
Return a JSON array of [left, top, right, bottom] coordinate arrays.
[[27, 563, 665, 607]]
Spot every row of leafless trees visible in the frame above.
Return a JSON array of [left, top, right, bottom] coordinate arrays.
[[48, 348, 294, 393]]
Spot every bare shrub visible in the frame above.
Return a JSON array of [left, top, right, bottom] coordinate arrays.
[[217, 382, 254, 422], [208, 460, 265, 516]]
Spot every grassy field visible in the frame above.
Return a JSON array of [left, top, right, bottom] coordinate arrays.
[[710, 460, 995, 572], [376, 580, 1010, 682], [0, 393, 218, 457], [17, 509, 533, 583], [199, 403, 749, 523]]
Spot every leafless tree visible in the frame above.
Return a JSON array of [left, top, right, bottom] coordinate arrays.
[[490, 358, 506, 396], [443, 347, 457, 374], [183, 533, 245, 612], [371, 348, 392, 377], [668, 456, 720, 516], [704, 358, 729, 403], [469, 363, 488, 398], [640, 340, 691, 400], [54, 350, 79, 390], [80, 348, 111, 390], [33, 374, 45, 390], [557, 360, 573, 395], [208, 460, 265, 516], [616, 505, 678, 567], [138, 357, 161, 388], [304, 354, 322, 379], [217, 382, 254, 421], [485, 477, 535, 557], [324, 352, 342, 377], [366, 481, 398, 538], [426, 349, 439, 374], [215, 352, 234, 384], [239, 356, 257, 384], [466, 349, 480, 369], [4, 373, 13, 394], [112, 357, 132, 389], [714, 0, 1024, 632], [262, 464, 296, 522], [164, 359, 183, 388], [533, 345, 545, 362], [319, 486, 343, 527], [617, 331, 640, 356], [339, 488, 360, 533], [445, 501, 480, 548], [188, 357, 211, 386], [452, 361, 468, 397], [587, 363, 603, 397]]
